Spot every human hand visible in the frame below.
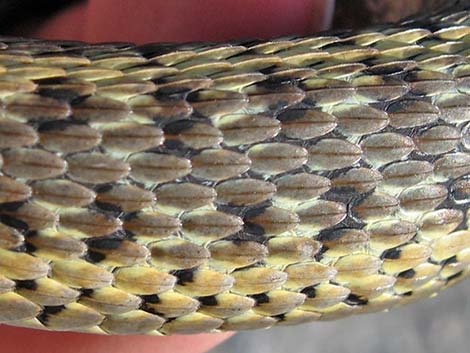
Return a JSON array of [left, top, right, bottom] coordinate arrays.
[[0, 325, 233, 353], [32, 0, 335, 43]]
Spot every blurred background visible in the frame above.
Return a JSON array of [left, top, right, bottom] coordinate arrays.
[[211, 281, 470, 353]]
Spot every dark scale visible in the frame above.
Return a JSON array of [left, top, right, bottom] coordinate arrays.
[[84, 250, 106, 263], [446, 271, 465, 283], [250, 293, 270, 305], [0, 215, 29, 232], [398, 269, 417, 279], [93, 201, 124, 214], [37, 305, 67, 324], [80, 289, 94, 297], [140, 294, 161, 304], [301, 286, 317, 299], [345, 294, 369, 306], [381, 248, 403, 260], [11, 243, 32, 253], [37, 87, 85, 103], [171, 268, 196, 285], [15, 280, 38, 291], [85, 237, 124, 251], [272, 313, 286, 321], [441, 256, 459, 265], [198, 295, 219, 306]]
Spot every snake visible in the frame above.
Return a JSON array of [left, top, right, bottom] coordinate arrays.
[[0, 0, 469, 336]]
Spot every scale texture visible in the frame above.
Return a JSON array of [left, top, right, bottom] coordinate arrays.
[[0, 6, 469, 336]]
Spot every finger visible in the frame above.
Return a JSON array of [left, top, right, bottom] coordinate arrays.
[[32, 0, 335, 43], [0, 325, 234, 353]]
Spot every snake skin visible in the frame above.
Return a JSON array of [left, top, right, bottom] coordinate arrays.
[[0, 6, 469, 336]]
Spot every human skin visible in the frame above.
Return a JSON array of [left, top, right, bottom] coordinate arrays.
[[32, 0, 335, 43], [0, 1, 334, 352]]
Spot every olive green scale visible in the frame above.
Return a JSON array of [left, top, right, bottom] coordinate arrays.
[[0, 6, 469, 335]]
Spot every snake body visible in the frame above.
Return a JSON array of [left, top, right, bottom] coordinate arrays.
[[0, 3, 469, 335]]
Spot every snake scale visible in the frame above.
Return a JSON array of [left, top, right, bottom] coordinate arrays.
[[0, 2, 469, 336]]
